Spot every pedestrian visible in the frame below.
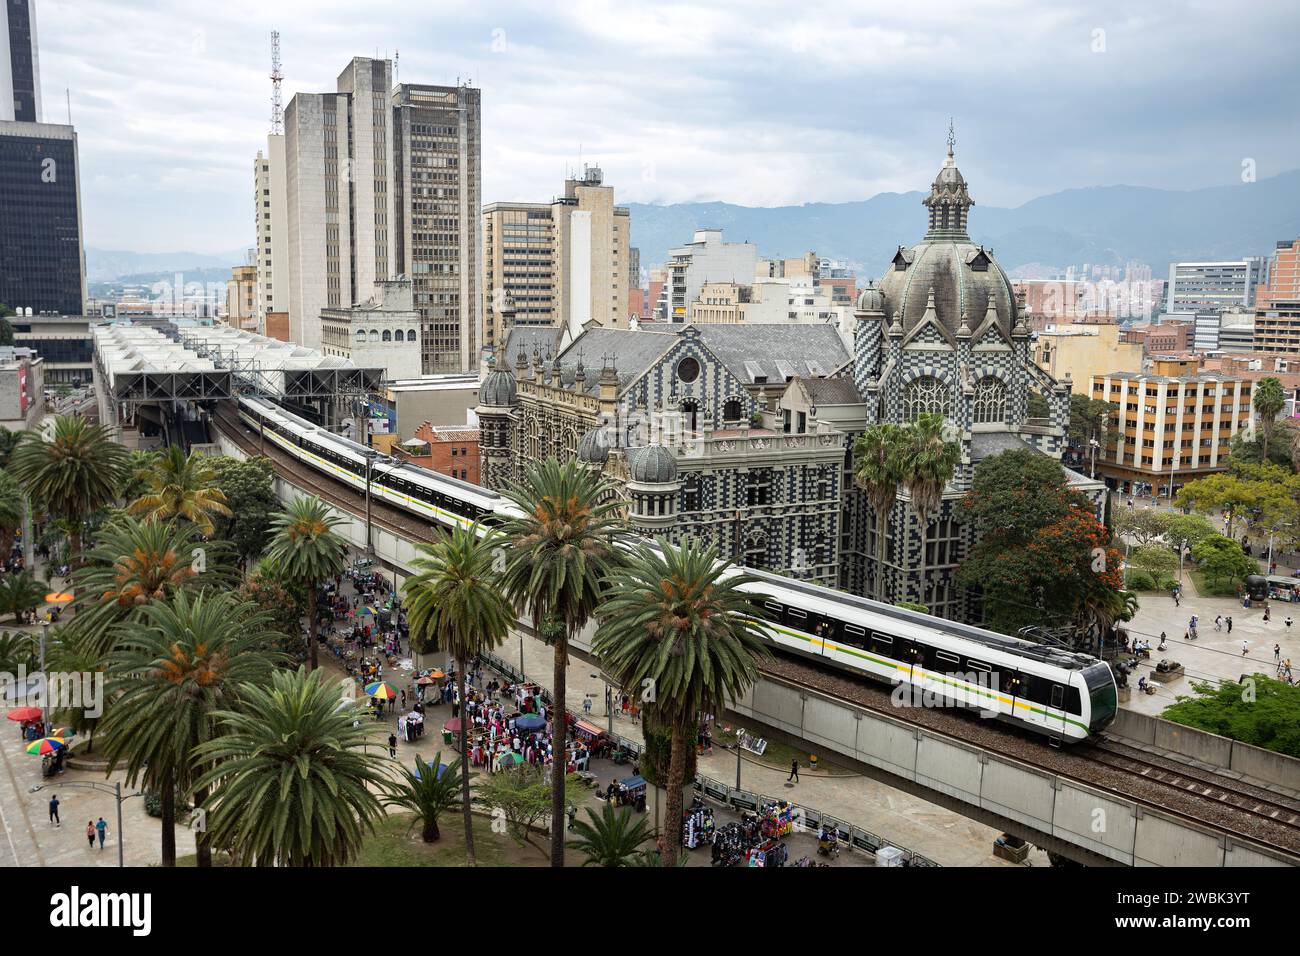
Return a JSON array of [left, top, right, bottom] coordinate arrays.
[[1214, 615, 1223, 632], [583, 696, 592, 715], [1287, 617, 1294, 630], [387, 733, 397, 758], [86, 821, 95, 849], [1264, 606, 1271, 623], [787, 758, 800, 783], [48, 794, 60, 827], [1277, 644, 1284, 664], [95, 817, 107, 849], [1227, 616, 1233, 633], [1242, 639, 1249, 657]]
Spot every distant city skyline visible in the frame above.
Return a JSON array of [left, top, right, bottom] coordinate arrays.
[[30, 0, 1300, 253]]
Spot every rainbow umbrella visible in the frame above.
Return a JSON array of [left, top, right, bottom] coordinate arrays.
[[365, 681, 398, 700], [357, 606, 377, 618], [26, 737, 66, 756]]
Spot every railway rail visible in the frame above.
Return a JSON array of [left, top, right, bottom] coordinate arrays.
[[209, 401, 1300, 862]]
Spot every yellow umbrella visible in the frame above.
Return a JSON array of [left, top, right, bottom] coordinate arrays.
[[45, 592, 74, 605]]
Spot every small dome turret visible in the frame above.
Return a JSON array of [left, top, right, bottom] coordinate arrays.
[[628, 444, 677, 484]]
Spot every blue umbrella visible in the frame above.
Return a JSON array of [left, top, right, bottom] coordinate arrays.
[[413, 761, 449, 781], [515, 714, 546, 731]]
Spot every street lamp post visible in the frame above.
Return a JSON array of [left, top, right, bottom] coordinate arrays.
[[363, 450, 378, 556], [735, 726, 744, 792], [1267, 523, 1292, 575], [30, 781, 137, 867], [38, 620, 49, 731], [1178, 539, 1188, 586], [1089, 437, 1099, 480]]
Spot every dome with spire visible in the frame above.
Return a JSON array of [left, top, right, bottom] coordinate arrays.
[[627, 443, 677, 484], [480, 366, 518, 406], [856, 280, 886, 313], [577, 426, 612, 465], [875, 127, 1019, 342]]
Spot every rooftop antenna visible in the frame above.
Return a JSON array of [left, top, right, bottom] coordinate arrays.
[[65, 88, 71, 124], [394, 49, 399, 84], [947, 117, 956, 158], [270, 31, 284, 134]]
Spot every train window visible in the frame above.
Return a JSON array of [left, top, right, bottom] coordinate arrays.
[[786, 608, 807, 622], [1067, 688, 1082, 715], [966, 659, 991, 673], [936, 651, 960, 668], [763, 602, 784, 615], [844, 624, 865, 637], [841, 623, 867, 649], [1050, 684, 1064, 710], [869, 632, 894, 657]]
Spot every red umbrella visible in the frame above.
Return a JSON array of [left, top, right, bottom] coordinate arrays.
[[443, 717, 465, 732], [6, 707, 42, 722]]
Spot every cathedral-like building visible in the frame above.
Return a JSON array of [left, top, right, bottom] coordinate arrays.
[[833, 135, 1104, 619], [475, 137, 1104, 622]]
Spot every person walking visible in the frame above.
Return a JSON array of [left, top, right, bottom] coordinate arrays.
[[95, 817, 107, 849], [787, 758, 800, 783], [85, 821, 95, 849], [1286, 617, 1294, 630], [1227, 616, 1233, 634], [1242, 639, 1249, 657], [48, 794, 59, 827], [387, 733, 397, 758], [582, 696, 592, 715], [1276, 644, 1283, 665], [1214, 615, 1223, 632]]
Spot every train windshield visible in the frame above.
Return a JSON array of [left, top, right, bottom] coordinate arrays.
[[1084, 664, 1118, 731]]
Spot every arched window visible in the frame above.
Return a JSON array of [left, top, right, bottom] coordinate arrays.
[[683, 474, 701, 512], [723, 399, 743, 423], [903, 376, 951, 422], [408, 329, 418, 342], [393, 329, 404, 342], [743, 532, 767, 569], [681, 399, 698, 434], [354, 328, 365, 342], [369, 329, 379, 342], [972, 376, 1008, 424], [382, 330, 392, 342]]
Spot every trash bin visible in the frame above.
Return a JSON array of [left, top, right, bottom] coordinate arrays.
[[442, 730, 453, 745]]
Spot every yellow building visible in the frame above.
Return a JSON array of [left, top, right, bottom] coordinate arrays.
[[1090, 358, 1252, 495], [1033, 321, 1142, 383]]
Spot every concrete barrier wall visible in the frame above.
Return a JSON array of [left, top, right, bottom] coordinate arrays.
[[1110, 708, 1300, 791]]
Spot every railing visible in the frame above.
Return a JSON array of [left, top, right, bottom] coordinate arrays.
[[477, 649, 936, 866]]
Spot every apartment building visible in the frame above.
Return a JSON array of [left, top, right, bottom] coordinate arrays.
[[664, 230, 757, 323], [1091, 358, 1252, 494], [253, 138, 287, 333], [482, 165, 628, 353], [1252, 238, 1300, 355], [225, 264, 258, 330]]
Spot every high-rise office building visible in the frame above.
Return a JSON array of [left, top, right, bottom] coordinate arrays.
[[0, 120, 84, 316], [282, 60, 480, 372], [664, 230, 757, 323], [392, 82, 480, 374], [1, 0, 41, 123], [254, 137, 288, 334], [1166, 258, 1269, 314], [482, 165, 629, 354]]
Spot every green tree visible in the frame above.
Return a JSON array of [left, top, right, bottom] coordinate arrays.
[[898, 413, 961, 603], [1253, 377, 1286, 461], [384, 753, 464, 843], [0, 570, 48, 623], [1067, 394, 1117, 460], [1162, 675, 1300, 757], [1114, 507, 1172, 547], [263, 497, 349, 671], [0, 429, 24, 470], [127, 445, 231, 537], [1128, 544, 1178, 580], [192, 666, 390, 867], [1176, 473, 1256, 536], [1190, 534, 1255, 587], [0, 469, 27, 562], [593, 537, 769, 867], [236, 558, 305, 657], [207, 455, 279, 569], [851, 423, 908, 601], [0, 316, 13, 347], [120, 450, 159, 504], [402, 523, 512, 865], [98, 590, 284, 866], [9, 416, 127, 571], [498, 457, 625, 867], [1163, 512, 1218, 553], [566, 803, 653, 867], [475, 763, 587, 851]]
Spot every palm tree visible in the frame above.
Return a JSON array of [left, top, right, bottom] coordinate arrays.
[[384, 753, 464, 843], [0, 470, 26, 562], [498, 457, 626, 867], [593, 537, 770, 867], [68, 515, 230, 659], [402, 523, 512, 866], [98, 590, 284, 866], [263, 497, 348, 671], [899, 412, 962, 605], [0, 428, 24, 470], [0, 569, 47, 623], [852, 423, 908, 601], [192, 666, 390, 867], [120, 449, 159, 504], [127, 445, 231, 536], [1253, 376, 1285, 460], [9, 416, 127, 571], [566, 802, 653, 866]]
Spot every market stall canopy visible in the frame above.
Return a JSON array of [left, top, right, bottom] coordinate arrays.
[[443, 717, 466, 732], [515, 714, 546, 731], [574, 719, 606, 738]]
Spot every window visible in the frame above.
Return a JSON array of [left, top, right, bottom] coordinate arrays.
[[676, 357, 700, 383], [904, 376, 951, 421], [382, 330, 392, 341], [743, 532, 767, 569], [683, 474, 701, 511], [723, 399, 744, 422], [972, 376, 1007, 424]]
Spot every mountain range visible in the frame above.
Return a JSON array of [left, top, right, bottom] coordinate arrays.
[[85, 170, 1300, 286], [626, 169, 1300, 280]]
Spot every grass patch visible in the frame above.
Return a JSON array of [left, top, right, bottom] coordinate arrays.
[[1189, 569, 1243, 598], [711, 724, 850, 774]]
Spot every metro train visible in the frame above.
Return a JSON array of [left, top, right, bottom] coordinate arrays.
[[235, 394, 1118, 743]]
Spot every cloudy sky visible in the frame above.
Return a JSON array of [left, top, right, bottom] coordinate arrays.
[[31, 0, 1300, 254]]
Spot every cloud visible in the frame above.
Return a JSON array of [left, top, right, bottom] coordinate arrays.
[[29, 0, 1300, 254]]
